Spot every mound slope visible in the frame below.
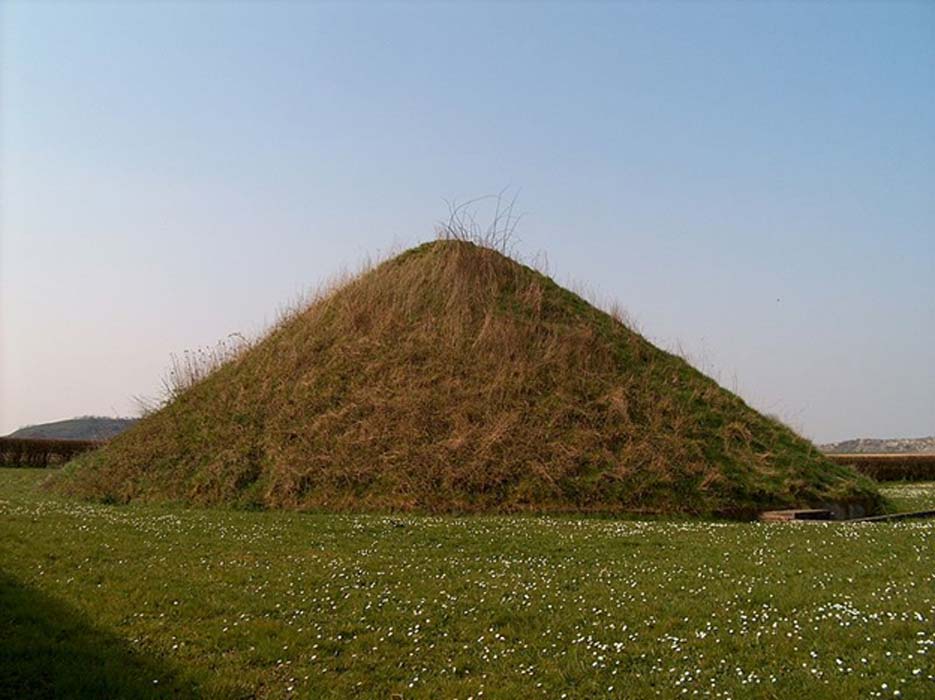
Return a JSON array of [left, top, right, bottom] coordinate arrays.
[[56, 241, 880, 517]]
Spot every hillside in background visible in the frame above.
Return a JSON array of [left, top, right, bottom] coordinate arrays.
[[9, 416, 136, 441], [820, 436, 935, 454], [54, 240, 880, 517]]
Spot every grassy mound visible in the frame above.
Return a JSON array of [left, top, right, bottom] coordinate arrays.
[[54, 240, 880, 517]]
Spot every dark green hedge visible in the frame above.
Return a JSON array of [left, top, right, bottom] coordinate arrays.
[[0, 437, 103, 468], [827, 453, 935, 482]]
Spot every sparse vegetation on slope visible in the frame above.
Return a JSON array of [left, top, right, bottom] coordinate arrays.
[[54, 240, 880, 517]]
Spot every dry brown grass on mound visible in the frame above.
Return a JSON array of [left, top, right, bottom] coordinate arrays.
[[54, 239, 881, 517]]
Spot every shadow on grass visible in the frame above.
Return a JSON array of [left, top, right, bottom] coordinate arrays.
[[0, 571, 198, 699]]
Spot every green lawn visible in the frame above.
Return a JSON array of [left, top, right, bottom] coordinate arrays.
[[880, 482, 935, 513], [1, 468, 932, 699]]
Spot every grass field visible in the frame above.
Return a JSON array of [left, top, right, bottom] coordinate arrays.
[[1, 469, 933, 699]]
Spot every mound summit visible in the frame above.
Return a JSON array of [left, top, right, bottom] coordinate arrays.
[[56, 240, 880, 517]]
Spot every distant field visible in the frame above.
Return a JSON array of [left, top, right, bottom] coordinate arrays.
[[826, 453, 935, 482], [1, 468, 933, 699]]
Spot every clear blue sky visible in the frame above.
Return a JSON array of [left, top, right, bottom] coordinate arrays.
[[1, 1, 933, 442]]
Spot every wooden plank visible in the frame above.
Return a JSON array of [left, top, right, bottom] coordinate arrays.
[[759, 509, 832, 522]]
